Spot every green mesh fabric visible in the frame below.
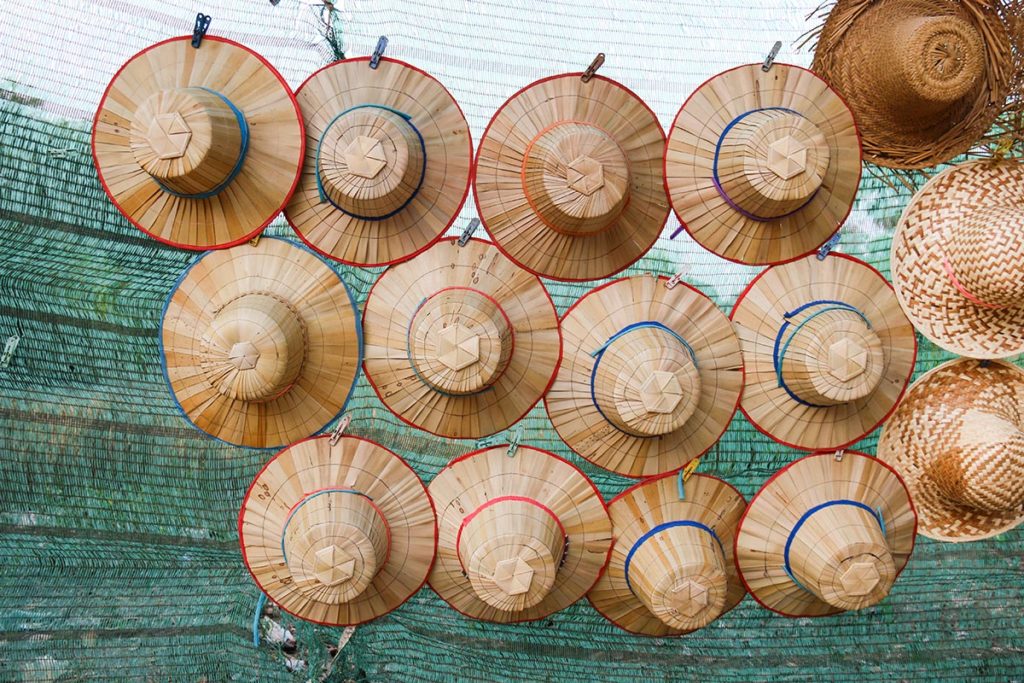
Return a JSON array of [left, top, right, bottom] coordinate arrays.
[[1, 1, 1022, 681]]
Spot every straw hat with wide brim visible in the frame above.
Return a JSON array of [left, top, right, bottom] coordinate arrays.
[[891, 159, 1024, 359], [878, 358, 1024, 542], [588, 472, 747, 636], [428, 445, 611, 623], [665, 63, 861, 265], [474, 73, 670, 282], [735, 451, 917, 618], [362, 237, 561, 439], [239, 435, 436, 626], [161, 237, 361, 448], [730, 253, 917, 451], [93, 36, 304, 249], [812, 0, 1021, 170], [545, 275, 743, 478], [285, 57, 472, 266]]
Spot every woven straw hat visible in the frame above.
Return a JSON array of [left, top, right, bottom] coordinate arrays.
[[93, 36, 304, 249], [474, 73, 669, 281], [891, 158, 1024, 358], [588, 472, 747, 636], [730, 253, 916, 451], [812, 0, 1021, 170], [545, 275, 743, 477], [428, 445, 611, 623], [285, 57, 472, 266], [363, 237, 561, 439], [878, 358, 1024, 542], [161, 237, 362, 448], [735, 451, 917, 618], [665, 63, 861, 265], [239, 435, 436, 625]]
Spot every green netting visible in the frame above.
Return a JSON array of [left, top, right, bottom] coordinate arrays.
[[1, 1, 1023, 681]]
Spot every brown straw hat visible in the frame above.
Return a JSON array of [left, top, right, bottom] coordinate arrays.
[[665, 63, 861, 265], [735, 451, 917, 618], [239, 435, 436, 626], [545, 275, 743, 477], [160, 237, 361, 448], [891, 158, 1024, 359], [428, 445, 611, 623], [878, 358, 1024, 542], [811, 0, 1022, 170], [474, 73, 670, 281], [93, 36, 304, 249], [588, 472, 747, 636], [730, 253, 917, 451], [285, 57, 472, 266], [363, 237, 561, 439]]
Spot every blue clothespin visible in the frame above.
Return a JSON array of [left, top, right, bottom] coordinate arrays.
[[817, 232, 842, 260], [458, 218, 480, 247], [370, 36, 388, 69], [192, 14, 212, 48], [762, 41, 781, 72]]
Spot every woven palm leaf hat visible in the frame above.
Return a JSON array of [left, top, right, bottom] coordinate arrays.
[[878, 358, 1024, 542], [474, 71, 670, 281], [239, 435, 436, 625], [665, 63, 861, 265], [735, 451, 917, 618], [812, 0, 1022, 169], [545, 275, 743, 478], [730, 252, 917, 451], [891, 158, 1024, 358], [160, 237, 362, 448], [362, 238, 561, 439], [285, 56, 472, 266], [93, 35, 304, 249], [428, 445, 612, 623], [588, 472, 747, 636]]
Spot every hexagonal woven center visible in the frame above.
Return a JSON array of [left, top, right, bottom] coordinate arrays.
[[145, 112, 192, 160], [491, 557, 534, 596], [313, 545, 357, 587], [827, 338, 868, 382], [766, 136, 808, 180], [227, 341, 260, 371], [565, 155, 605, 196], [344, 135, 388, 178], [839, 561, 881, 597], [669, 579, 709, 618], [436, 324, 480, 371], [639, 370, 684, 414]]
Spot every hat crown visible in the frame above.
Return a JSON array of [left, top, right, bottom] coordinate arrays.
[[944, 206, 1024, 308], [889, 15, 985, 113]]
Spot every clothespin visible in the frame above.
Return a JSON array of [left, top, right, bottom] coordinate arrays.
[[249, 232, 262, 247], [581, 53, 605, 83], [192, 13, 212, 48], [817, 231, 841, 260], [762, 41, 782, 72], [329, 415, 351, 446], [665, 266, 690, 290], [506, 426, 523, 457], [474, 435, 498, 449], [458, 218, 480, 247], [1, 334, 20, 369], [677, 458, 701, 499], [369, 36, 388, 69], [833, 449, 845, 462]]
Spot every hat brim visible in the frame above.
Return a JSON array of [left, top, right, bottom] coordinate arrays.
[[545, 275, 743, 477], [877, 358, 1024, 541], [92, 36, 304, 250], [238, 435, 437, 626], [285, 57, 473, 267], [665, 63, 861, 265], [363, 238, 561, 439], [427, 446, 612, 623], [587, 473, 746, 636], [734, 451, 917, 618], [730, 253, 916, 451], [891, 159, 1024, 359], [474, 73, 670, 282], [160, 237, 362, 448]]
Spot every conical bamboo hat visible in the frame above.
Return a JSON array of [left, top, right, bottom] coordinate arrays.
[[735, 451, 917, 618], [878, 358, 1024, 542], [588, 473, 747, 636], [428, 445, 611, 623], [730, 253, 916, 451], [474, 73, 669, 281], [665, 63, 861, 265], [285, 57, 473, 266], [812, 0, 1022, 170], [93, 36, 304, 249], [891, 159, 1024, 359], [546, 275, 743, 477], [239, 435, 436, 625], [160, 237, 361, 448], [362, 238, 561, 439]]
